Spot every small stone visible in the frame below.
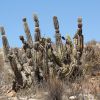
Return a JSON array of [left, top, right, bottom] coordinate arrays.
[[7, 90, 16, 97], [69, 96, 77, 100], [28, 99, 37, 100], [19, 97, 27, 100]]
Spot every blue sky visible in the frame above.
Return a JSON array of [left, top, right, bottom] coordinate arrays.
[[0, 0, 100, 47]]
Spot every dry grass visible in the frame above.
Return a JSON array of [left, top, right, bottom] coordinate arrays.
[[46, 78, 64, 100]]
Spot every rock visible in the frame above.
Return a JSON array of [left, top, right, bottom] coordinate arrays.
[[7, 90, 16, 97], [19, 97, 27, 100], [69, 96, 77, 100]]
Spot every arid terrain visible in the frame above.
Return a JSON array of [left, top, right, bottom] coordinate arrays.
[[0, 41, 100, 100]]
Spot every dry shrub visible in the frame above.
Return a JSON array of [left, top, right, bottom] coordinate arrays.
[[87, 40, 97, 46], [47, 78, 64, 100], [83, 41, 100, 75]]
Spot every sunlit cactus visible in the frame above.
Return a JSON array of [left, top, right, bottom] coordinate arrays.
[[0, 27, 10, 61], [53, 16, 63, 57], [33, 14, 41, 41], [22, 17, 33, 45], [33, 14, 39, 27], [53, 16, 59, 30]]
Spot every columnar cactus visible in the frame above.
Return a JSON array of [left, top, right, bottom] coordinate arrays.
[[33, 14, 41, 42], [73, 17, 84, 52], [73, 17, 84, 65], [53, 16, 63, 56], [0, 27, 10, 61], [77, 17, 84, 52], [23, 18, 33, 46], [7, 50, 23, 91]]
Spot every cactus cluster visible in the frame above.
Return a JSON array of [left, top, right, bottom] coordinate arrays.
[[0, 15, 84, 92]]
